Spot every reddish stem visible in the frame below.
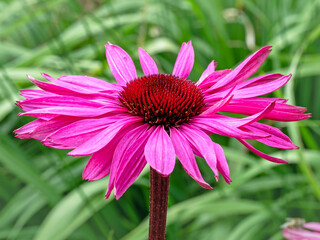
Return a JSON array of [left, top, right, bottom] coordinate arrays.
[[148, 167, 170, 240]]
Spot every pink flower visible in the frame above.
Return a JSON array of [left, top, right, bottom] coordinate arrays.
[[15, 41, 310, 199], [283, 221, 320, 240]]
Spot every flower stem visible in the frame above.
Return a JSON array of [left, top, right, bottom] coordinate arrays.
[[149, 167, 170, 240]]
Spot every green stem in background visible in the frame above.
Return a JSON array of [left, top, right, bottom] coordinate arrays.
[[148, 167, 170, 240], [285, 20, 320, 201]]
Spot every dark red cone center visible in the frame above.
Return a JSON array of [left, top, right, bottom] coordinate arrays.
[[119, 74, 205, 128]]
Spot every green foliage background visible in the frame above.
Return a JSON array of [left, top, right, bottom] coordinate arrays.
[[1, 0, 320, 239]]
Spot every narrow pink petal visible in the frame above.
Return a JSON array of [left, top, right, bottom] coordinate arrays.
[[83, 123, 144, 182], [105, 124, 150, 198], [212, 142, 231, 183], [172, 41, 194, 79], [114, 155, 147, 199], [221, 98, 311, 121], [41, 74, 120, 98], [17, 96, 105, 112], [30, 116, 79, 140], [43, 116, 121, 149], [68, 117, 142, 156], [191, 117, 269, 139], [138, 48, 158, 75], [180, 125, 219, 180], [170, 127, 212, 189], [114, 135, 150, 199], [234, 74, 291, 98], [235, 101, 276, 127], [20, 89, 56, 100], [242, 122, 298, 149], [304, 222, 320, 232], [199, 69, 232, 90], [144, 126, 175, 176], [105, 43, 137, 85], [197, 60, 217, 85], [14, 119, 45, 139], [238, 139, 289, 164], [283, 228, 320, 240], [82, 139, 118, 181], [201, 91, 234, 116], [211, 46, 272, 91], [56, 75, 122, 92], [27, 75, 86, 97], [20, 105, 126, 118]]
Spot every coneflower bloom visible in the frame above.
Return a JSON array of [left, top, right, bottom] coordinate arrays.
[[283, 221, 320, 240], [15, 41, 310, 199]]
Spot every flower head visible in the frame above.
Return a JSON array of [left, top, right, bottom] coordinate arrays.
[[282, 220, 320, 240], [15, 41, 310, 199]]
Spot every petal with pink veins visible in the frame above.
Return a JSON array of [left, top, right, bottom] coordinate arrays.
[[191, 117, 269, 139], [68, 117, 142, 156], [212, 142, 231, 183], [221, 98, 311, 122], [20, 89, 56, 100], [170, 127, 212, 189], [238, 139, 289, 164], [106, 124, 150, 198], [172, 41, 194, 79], [14, 119, 46, 139], [199, 69, 232, 90], [242, 122, 298, 149], [105, 43, 137, 85], [138, 48, 159, 75], [197, 60, 217, 85], [211, 46, 272, 91], [43, 116, 122, 149], [145, 126, 175, 176], [180, 125, 219, 181]]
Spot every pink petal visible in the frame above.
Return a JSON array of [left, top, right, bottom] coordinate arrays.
[[172, 41, 194, 79], [20, 105, 126, 118], [201, 90, 234, 116], [191, 117, 269, 139], [105, 124, 150, 198], [27, 75, 88, 97], [56, 75, 122, 92], [304, 222, 320, 232], [197, 60, 217, 85], [238, 139, 289, 164], [20, 89, 56, 100], [235, 101, 276, 127], [234, 74, 291, 98], [283, 228, 320, 240], [212, 142, 231, 183], [221, 98, 311, 121], [14, 119, 46, 139], [242, 122, 298, 149], [68, 117, 142, 156], [211, 46, 272, 91], [144, 126, 175, 176], [105, 43, 137, 85], [43, 116, 121, 149], [199, 69, 232, 90], [170, 127, 212, 189], [138, 48, 158, 75], [17, 96, 105, 112], [179, 125, 219, 180], [82, 140, 118, 181], [114, 155, 147, 199], [38, 74, 119, 98]]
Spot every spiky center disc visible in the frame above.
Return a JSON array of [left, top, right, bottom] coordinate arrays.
[[119, 74, 205, 128]]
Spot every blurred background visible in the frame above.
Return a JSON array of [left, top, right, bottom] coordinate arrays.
[[1, 0, 320, 239]]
